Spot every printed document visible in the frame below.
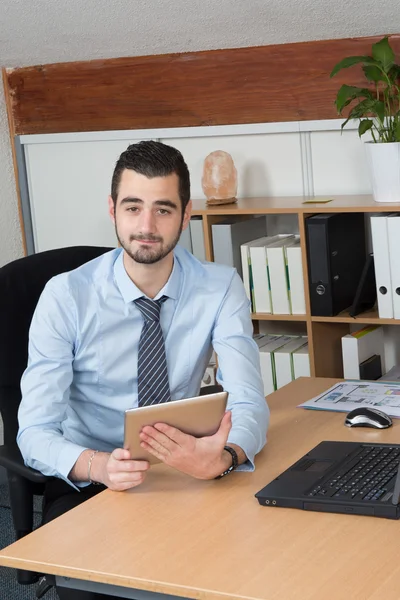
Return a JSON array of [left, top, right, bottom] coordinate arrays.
[[298, 381, 400, 418]]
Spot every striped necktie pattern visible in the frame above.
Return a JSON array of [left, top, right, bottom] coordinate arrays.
[[134, 295, 170, 407]]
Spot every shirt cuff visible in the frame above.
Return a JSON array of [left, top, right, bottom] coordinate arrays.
[[55, 443, 91, 491], [226, 433, 258, 472]]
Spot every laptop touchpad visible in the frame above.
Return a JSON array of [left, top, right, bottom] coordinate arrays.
[[292, 458, 334, 473], [306, 460, 334, 473]]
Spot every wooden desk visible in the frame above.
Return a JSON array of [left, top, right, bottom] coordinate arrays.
[[2, 377, 400, 600]]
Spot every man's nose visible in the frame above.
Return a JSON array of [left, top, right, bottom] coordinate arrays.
[[139, 209, 157, 233]]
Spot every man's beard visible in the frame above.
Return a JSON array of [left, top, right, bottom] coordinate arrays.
[[115, 226, 183, 264]]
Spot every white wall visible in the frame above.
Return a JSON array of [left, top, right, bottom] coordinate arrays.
[[0, 85, 24, 268], [21, 121, 374, 253]]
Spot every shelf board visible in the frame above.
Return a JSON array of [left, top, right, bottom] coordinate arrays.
[[252, 313, 307, 321], [311, 308, 400, 325], [191, 195, 400, 216]]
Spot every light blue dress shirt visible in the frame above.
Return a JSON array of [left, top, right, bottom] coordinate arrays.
[[17, 246, 269, 488]]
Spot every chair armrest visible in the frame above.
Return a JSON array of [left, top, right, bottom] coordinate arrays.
[[199, 384, 223, 396], [0, 445, 49, 483]]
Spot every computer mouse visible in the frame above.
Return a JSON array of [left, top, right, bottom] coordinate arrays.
[[345, 407, 393, 429]]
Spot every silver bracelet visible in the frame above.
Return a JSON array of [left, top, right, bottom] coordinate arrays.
[[87, 450, 100, 485]]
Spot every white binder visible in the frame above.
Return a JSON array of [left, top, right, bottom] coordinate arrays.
[[189, 217, 206, 262], [292, 344, 311, 379], [249, 244, 271, 313], [212, 216, 267, 278], [266, 237, 296, 314], [259, 335, 294, 396], [341, 325, 385, 379], [274, 337, 308, 389], [240, 235, 291, 312], [249, 235, 293, 313], [178, 226, 192, 253], [240, 236, 270, 309], [370, 214, 394, 319], [285, 239, 306, 314], [387, 214, 400, 319], [254, 333, 282, 349]]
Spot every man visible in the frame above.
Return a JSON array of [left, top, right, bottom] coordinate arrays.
[[18, 141, 269, 600]]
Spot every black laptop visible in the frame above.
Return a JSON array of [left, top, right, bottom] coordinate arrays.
[[255, 441, 400, 519]]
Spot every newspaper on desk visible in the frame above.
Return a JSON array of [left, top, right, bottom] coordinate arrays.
[[298, 380, 400, 418]]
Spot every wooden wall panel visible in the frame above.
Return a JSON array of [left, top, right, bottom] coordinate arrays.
[[5, 34, 400, 135]]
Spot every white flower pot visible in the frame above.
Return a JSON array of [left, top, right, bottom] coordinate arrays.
[[365, 141, 400, 203]]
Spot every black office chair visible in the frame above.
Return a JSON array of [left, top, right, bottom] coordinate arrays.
[[0, 245, 113, 588]]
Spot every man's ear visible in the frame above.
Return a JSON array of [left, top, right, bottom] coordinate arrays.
[[181, 200, 192, 231], [108, 195, 116, 223]]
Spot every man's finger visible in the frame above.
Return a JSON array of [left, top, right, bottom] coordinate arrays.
[[142, 425, 179, 448], [141, 441, 165, 462], [111, 471, 147, 485], [140, 432, 170, 456], [111, 479, 145, 492], [112, 448, 131, 461], [113, 458, 150, 472], [213, 411, 232, 442], [152, 423, 187, 445]]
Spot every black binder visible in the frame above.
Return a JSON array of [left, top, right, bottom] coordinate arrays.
[[349, 253, 377, 317], [306, 213, 366, 317]]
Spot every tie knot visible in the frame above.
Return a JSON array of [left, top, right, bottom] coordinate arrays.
[[134, 295, 167, 322]]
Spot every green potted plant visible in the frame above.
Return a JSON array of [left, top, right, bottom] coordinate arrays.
[[331, 36, 400, 203]]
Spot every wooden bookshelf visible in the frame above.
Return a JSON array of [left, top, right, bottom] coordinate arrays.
[[191, 195, 400, 216], [252, 313, 307, 321], [312, 308, 400, 325], [195, 194, 400, 379]]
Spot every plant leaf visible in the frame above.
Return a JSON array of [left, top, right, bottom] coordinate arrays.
[[372, 37, 395, 72], [347, 99, 376, 118], [340, 104, 364, 130], [389, 65, 400, 81], [334, 84, 373, 113], [357, 99, 385, 124], [358, 119, 374, 137], [330, 55, 377, 78], [340, 98, 385, 133], [373, 100, 385, 123], [363, 65, 384, 82]]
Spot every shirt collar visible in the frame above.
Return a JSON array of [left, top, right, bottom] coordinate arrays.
[[113, 248, 181, 304]]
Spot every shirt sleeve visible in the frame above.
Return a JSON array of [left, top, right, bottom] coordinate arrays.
[[17, 277, 89, 490], [211, 271, 270, 471]]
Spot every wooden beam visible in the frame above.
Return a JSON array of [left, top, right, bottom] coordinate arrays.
[[2, 68, 27, 254], [6, 34, 400, 135]]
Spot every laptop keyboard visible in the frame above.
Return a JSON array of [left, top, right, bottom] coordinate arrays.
[[306, 445, 400, 502]]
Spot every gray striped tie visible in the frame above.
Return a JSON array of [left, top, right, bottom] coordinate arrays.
[[134, 296, 170, 407]]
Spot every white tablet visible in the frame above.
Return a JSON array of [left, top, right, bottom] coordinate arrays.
[[124, 391, 228, 464]]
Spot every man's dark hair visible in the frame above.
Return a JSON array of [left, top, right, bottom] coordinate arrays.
[[111, 140, 191, 212]]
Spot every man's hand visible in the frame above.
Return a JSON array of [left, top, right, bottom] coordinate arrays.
[[91, 448, 150, 491], [139, 411, 233, 479]]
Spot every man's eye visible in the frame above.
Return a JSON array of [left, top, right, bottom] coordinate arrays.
[[158, 209, 170, 215], [127, 207, 138, 212]]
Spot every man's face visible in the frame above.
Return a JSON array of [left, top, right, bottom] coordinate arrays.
[[108, 169, 191, 264]]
